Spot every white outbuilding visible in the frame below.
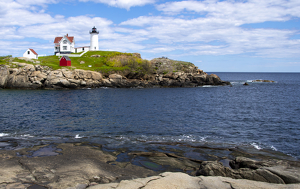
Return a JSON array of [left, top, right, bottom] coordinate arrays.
[[23, 48, 38, 59]]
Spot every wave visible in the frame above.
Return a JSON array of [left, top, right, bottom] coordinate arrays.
[[201, 85, 219, 88], [250, 142, 262, 150], [112, 134, 208, 144], [271, 145, 278, 151], [75, 134, 82, 139], [0, 133, 9, 137]]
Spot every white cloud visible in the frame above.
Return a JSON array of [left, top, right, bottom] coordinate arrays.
[[0, 27, 23, 39], [156, 0, 300, 25], [19, 16, 113, 41], [1, 0, 300, 66], [78, 0, 156, 10], [16, 0, 58, 5], [0, 0, 56, 27], [120, 15, 300, 58]]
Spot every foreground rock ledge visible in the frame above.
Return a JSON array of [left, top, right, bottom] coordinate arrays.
[[89, 172, 300, 189], [0, 63, 229, 89], [1, 143, 300, 189]]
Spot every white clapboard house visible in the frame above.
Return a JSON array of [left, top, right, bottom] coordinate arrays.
[[54, 34, 75, 55], [23, 48, 38, 59]]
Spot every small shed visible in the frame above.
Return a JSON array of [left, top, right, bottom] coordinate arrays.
[[60, 56, 71, 66]]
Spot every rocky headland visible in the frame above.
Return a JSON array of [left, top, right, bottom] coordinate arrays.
[[0, 143, 300, 189], [0, 56, 229, 89]]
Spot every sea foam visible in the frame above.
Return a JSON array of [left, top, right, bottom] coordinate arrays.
[[251, 142, 262, 150], [0, 133, 9, 137], [75, 134, 82, 139]]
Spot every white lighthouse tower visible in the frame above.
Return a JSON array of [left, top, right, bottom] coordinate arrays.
[[90, 26, 99, 51]]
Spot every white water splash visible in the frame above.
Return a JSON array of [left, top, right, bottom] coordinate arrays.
[[251, 142, 262, 150], [201, 85, 218, 88], [75, 134, 82, 139], [0, 133, 9, 137], [271, 145, 278, 151], [20, 134, 34, 138]]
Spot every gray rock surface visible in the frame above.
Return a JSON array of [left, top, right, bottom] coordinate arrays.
[[0, 61, 229, 89], [1, 143, 300, 189], [0, 143, 155, 189], [197, 157, 300, 184], [88, 172, 300, 189], [0, 64, 103, 89]]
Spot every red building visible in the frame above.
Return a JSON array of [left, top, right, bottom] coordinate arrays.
[[60, 56, 71, 66]]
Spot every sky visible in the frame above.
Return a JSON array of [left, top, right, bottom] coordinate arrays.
[[1, 0, 300, 72]]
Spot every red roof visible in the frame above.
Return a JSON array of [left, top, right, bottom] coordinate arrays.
[[54, 37, 63, 43], [54, 35, 74, 43], [29, 48, 38, 55]]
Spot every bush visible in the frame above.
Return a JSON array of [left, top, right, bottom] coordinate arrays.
[[105, 53, 153, 74]]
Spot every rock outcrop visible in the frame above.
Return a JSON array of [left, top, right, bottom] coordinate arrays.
[[196, 157, 300, 184], [0, 61, 229, 89], [0, 63, 103, 89]]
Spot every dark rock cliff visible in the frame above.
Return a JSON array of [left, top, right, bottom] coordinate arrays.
[[0, 59, 230, 89]]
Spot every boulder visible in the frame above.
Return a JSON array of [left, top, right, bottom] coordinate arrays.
[[197, 157, 300, 184], [62, 69, 75, 79], [109, 74, 122, 84], [74, 69, 87, 79], [229, 157, 266, 169], [0, 65, 9, 88], [47, 70, 63, 80], [91, 55, 101, 57], [6, 75, 32, 88], [90, 71, 102, 81], [109, 74, 122, 80]]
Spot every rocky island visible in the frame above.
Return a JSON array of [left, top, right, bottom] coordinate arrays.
[[0, 52, 229, 89]]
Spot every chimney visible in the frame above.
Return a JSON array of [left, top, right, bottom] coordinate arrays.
[[66, 34, 68, 37]]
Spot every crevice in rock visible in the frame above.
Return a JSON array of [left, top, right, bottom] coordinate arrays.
[[256, 169, 285, 184], [223, 181, 235, 189], [138, 176, 162, 189], [18, 159, 32, 173]]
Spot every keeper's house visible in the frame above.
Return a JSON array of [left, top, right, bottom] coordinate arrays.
[[54, 34, 75, 55]]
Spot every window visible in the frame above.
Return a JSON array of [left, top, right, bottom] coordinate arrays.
[[28, 51, 30, 54], [63, 40, 67, 44], [63, 46, 67, 50], [83, 47, 84, 50]]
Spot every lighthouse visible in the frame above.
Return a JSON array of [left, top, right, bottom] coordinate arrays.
[[90, 26, 99, 51]]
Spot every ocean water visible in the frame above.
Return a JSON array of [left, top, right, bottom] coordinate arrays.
[[0, 72, 300, 160]]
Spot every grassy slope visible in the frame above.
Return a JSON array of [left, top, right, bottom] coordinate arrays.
[[38, 51, 130, 72], [0, 52, 194, 75]]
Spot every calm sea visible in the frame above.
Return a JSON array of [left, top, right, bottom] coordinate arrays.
[[0, 72, 299, 160]]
